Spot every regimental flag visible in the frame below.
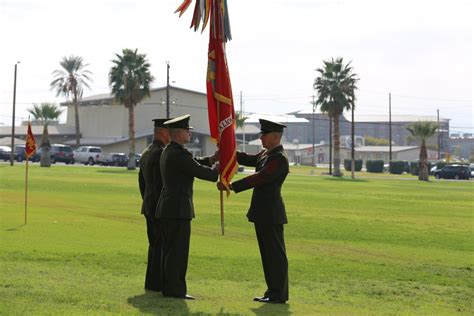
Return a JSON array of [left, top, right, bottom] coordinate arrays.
[[25, 122, 37, 159], [175, 0, 236, 193], [206, 0, 237, 193]]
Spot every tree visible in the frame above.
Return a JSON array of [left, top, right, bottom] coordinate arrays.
[[407, 121, 438, 181], [51, 55, 92, 148], [314, 57, 358, 177], [235, 111, 247, 149], [109, 49, 154, 170], [235, 111, 247, 129], [27, 103, 64, 167]]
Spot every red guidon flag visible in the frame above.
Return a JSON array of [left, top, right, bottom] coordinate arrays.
[[25, 122, 37, 159], [206, 1, 237, 194]]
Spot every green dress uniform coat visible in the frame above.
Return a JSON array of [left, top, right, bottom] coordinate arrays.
[[156, 141, 218, 297], [232, 145, 289, 302], [138, 140, 166, 291]]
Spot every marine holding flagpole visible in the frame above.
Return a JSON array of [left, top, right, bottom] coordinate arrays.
[[217, 119, 290, 304]]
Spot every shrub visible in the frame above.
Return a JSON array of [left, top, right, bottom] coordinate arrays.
[[366, 160, 384, 173], [389, 161, 405, 174], [344, 159, 363, 171]]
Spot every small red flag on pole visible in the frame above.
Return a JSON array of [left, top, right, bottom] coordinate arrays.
[[24, 121, 37, 224]]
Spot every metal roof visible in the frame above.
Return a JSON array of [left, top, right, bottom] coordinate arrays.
[[355, 146, 419, 152], [343, 114, 450, 123], [0, 124, 76, 137], [245, 113, 308, 124], [235, 125, 260, 134], [61, 85, 207, 106]]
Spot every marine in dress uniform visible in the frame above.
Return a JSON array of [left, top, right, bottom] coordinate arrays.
[[138, 118, 170, 292], [156, 114, 218, 300], [218, 119, 289, 304]]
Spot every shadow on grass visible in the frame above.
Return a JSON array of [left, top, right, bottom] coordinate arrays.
[[96, 169, 136, 174], [250, 303, 291, 315], [5, 224, 25, 231], [127, 292, 190, 314], [322, 176, 369, 183]]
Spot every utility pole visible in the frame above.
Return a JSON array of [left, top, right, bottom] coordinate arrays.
[[389, 92, 392, 162], [351, 90, 355, 179], [311, 95, 316, 167], [166, 61, 170, 118], [437, 109, 440, 160], [240, 90, 245, 152], [10, 61, 20, 166], [329, 116, 332, 175]]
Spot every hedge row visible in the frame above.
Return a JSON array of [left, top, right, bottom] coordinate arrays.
[[343, 159, 363, 171], [366, 160, 384, 173], [389, 161, 406, 174]]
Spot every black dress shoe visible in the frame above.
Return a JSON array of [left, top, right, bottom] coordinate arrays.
[[253, 296, 267, 302], [258, 297, 286, 304]]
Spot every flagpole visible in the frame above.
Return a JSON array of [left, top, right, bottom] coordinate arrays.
[[217, 100, 225, 236], [24, 159, 29, 225]]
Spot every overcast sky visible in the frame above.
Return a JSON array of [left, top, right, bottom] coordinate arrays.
[[0, 0, 472, 133]]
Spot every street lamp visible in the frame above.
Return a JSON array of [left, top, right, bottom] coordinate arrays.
[[166, 61, 170, 118], [10, 61, 20, 166]]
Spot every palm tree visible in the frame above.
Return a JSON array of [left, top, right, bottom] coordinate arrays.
[[27, 103, 64, 167], [314, 57, 358, 177], [236, 111, 247, 149], [109, 48, 154, 170], [407, 121, 438, 181], [50, 55, 92, 148], [235, 111, 247, 129]]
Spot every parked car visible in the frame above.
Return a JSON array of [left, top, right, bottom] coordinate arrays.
[[99, 153, 127, 166], [430, 165, 440, 175], [470, 163, 474, 178], [49, 144, 75, 164], [433, 165, 470, 180], [14, 145, 40, 162], [111, 153, 128, 166], [134, 153, 141, 167], [0, 146, 12, 161], [74, 146, 103, 165]]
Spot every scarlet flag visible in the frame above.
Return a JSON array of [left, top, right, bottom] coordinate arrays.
[[25, 122, 37, 159], [206, 0, 237, 193]]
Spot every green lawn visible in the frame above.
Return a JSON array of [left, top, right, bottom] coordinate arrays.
[[0, 164, 473, 315]]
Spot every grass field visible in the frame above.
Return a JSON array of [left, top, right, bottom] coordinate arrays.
[[0, 164, 473, 315]]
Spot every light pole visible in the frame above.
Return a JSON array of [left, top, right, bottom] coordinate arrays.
[[389, 92, 392, 162], [166, 61, 170, 118], [311, 95, 316, 167], [437, 109, 440, 160], [10, 61, 20, 166], [351, 90, 355, 179]]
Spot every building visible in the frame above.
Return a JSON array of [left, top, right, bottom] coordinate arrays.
[[449, 137, 474, 160], [243, 112, 310, 144], [290, 110, 450, 152], [0, 123, 76, 146], [244, 139, 350, 165], [60, 86, 217, 156], [355, 146, 438, 163]]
